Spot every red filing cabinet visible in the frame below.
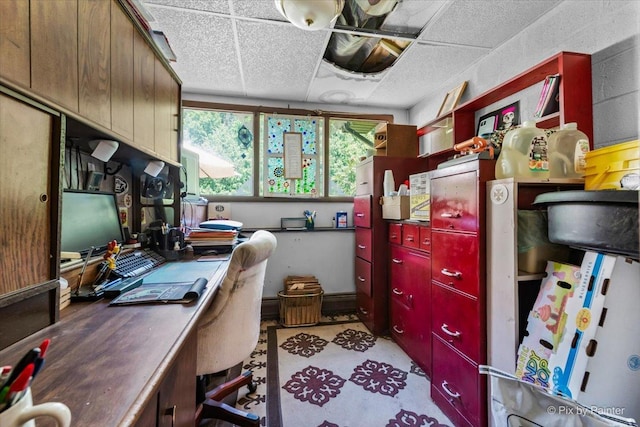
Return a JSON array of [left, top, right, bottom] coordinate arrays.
[[354, 156, 426, 335], [429, 160, 494, 427], [388, 222, 432, 377]]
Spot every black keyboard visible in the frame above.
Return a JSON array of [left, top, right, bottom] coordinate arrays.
[[112, 249, 166, 278]]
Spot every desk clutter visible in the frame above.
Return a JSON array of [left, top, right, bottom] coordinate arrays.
[[0, 339, 71, 426], [185, 219, 243, 254], [278, 275, 323, 327]]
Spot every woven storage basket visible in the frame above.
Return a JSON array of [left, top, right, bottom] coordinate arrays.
[[278, 289, 323, 327]]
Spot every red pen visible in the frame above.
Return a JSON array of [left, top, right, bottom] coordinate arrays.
[[6, 363, 33, 406], [32, 339, 51, 379]]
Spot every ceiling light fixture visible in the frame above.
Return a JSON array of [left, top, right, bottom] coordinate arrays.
[[275, 0, 345, 31]]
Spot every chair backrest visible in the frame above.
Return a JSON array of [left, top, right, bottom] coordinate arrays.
[[196, 230, 277, 376]]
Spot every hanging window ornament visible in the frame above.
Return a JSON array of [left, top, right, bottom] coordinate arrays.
[[238, 125, 253, 148]]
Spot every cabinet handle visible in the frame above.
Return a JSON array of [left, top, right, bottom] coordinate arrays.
[[390, 233, 398, 239], [441, 381, 461, 399], [392, 287, 403, 295], [164, 405, 177, 426], [392, 258, 403, 264], [440, 211, 462, 218], [405, 235, 414, 242], [441, 323, 461, 338], [440, 268, 462, 279], [358, 244, 367, 250], [357, 275, 366, 282], [359, 181, 368, 185], [422, 239, 430, 245], [356, 213, 365, 218], [392, 325, 404, 334], [359, 307, 369, 315]]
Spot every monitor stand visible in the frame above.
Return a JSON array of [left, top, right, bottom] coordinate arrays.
[[70, 286, 104, 302]]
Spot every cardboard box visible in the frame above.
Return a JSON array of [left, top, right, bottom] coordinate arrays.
[[516, 254, 640, 422], [409, 172, 430, 221], [381, 196, 410, 220]]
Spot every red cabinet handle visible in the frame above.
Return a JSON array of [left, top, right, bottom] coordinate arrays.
[[358, 244, 367, 250], [405, 235, 414, 242], [392, 287, 403, 295], [357, 275, 365, 282], [441, 268, 462, 279], [392, 258, 403, 264], [440, 212, 462, 218], [441, 323, 461, 338], [441, 381, 461, 399], [392, 325, 404, 334], [355, 213, 365, 218]]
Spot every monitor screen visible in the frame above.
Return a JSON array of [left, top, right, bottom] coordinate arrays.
[[60, 190, 125, 256]]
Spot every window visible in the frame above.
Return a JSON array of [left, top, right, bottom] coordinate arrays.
[[181, 102, 391, 199]]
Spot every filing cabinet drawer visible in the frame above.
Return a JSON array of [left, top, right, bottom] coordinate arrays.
[[356, 290, 374, 329], [419, 226, 431, 252], [431, 231, 479, 297], [401, 223, 420, 249], [355, 257, 372, 297], [390, 299, 430, 373], [353, 195, 372, 228], [389, 223, 402, 244], [355, 160, 374, 196], [431, 283, 481, 361], [355, 227, 373, 262], [431, 171, 478, 232], [390, 245, 429, 309], [431, 335, 481, 427]]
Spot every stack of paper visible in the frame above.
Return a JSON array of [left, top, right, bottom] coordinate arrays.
[[186, 228, 238, 247]]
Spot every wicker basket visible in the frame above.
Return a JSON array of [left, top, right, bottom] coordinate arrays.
[[278, 289, 323, 327]]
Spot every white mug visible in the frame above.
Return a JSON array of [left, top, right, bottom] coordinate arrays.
[[0, 388, 71, 427]]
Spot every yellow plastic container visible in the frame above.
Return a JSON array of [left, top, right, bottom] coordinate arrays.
[[584, 140, 639, 190]]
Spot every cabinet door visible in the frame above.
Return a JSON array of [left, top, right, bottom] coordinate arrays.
[[154, 58, 172, 159], [169, 77, 180, 161], [0, 93, 53, 293], [78, 0, 111, 128], [110, 1, 135, 140], [133, 29, 155, 151], [0, 0, 30, 87], [158, 332, 197, 427], [431, 171, 478, 232], [31, 0, 79, 112]]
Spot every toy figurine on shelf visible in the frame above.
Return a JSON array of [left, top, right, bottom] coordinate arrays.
[[92, 240, 121, 288]]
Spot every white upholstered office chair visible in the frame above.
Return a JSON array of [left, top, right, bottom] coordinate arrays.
[[195, 230, 277, 427]]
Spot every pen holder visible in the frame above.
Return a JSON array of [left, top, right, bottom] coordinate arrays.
[[0, 388, 71, 427], [305, 218, 314, 230]]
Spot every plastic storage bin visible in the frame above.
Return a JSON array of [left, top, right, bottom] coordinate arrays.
[[534, 190, 639, 259], [583, 139, 639, 190]]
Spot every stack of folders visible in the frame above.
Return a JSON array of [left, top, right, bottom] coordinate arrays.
[[186, 228, 238, 248]]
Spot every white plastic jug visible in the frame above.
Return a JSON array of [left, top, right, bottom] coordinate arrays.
[[495, 121, 550, 179], [547, 122, 590, 178]]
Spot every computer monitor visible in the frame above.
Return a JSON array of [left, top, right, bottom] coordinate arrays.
[[60, 190, 125, 256]]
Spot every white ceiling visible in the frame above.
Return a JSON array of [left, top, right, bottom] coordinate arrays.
[[142, 0, 562, 110]]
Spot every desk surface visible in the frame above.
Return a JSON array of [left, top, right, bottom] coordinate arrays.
[[0, 258, 228, 426]]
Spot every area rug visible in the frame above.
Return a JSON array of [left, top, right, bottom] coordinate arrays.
[[265, 321, 452, 427]]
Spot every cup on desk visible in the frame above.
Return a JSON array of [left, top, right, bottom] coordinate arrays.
[[0, 388, 71, 427]]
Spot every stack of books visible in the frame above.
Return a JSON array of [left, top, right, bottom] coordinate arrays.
[[534, 74, 561, 118], [186, 228, 238, 249]]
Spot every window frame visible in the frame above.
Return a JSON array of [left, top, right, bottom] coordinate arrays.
[[181, 100, 393, 202]]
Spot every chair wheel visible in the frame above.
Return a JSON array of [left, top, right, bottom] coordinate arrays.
[[247, 381, 257, 394]]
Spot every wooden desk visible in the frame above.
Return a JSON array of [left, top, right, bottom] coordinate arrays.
[[0, 259, 228, 426]]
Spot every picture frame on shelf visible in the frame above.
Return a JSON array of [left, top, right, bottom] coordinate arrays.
[[436, 81, 468, 117], [476, 101, 521, 149]]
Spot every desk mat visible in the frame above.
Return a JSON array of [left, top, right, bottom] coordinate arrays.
[[142, 260, 224, 284]]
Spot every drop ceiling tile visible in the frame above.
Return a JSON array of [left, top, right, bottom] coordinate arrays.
[[367, 43, 485, 108], [144, 0, 229, 14], [148, 6, 243, 95], [236, 21, 329, 102], [307, 61, 388, 104], [381, 0, 447, 35], [232, 1, 288, 21], [419, 0, 561, 48]]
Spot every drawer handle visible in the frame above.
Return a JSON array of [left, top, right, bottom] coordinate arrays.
[[359, 181, 368, 185], [405, 235, 414, 242], [390, 233, 398, 239], [392, 325, 404, 334], [392, 258, 403, 264], [356, 213, 365, 218], [441, 268, 462, 279], [359, 307, 369, 315], [422, 239, 430, 245], [441, 381, 461, 399], [440, 211, 462, 218], [164, 405, 177, 426], [392, 287, 403, 295], [357, 275, 366, 282], [358, 244, 367, 250], [441, 324, 461, 338]]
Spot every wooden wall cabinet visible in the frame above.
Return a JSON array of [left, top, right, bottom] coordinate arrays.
[[354, 156, 427, 335], [0, 0, 30, 88], [111, 1, 135, 140], [133, 29, 156, 153], [388, 222, 432, 377], [374, 123, 418, 157], [429, 160, 494, 427]]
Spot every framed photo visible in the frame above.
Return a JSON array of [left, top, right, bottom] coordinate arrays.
[[477, 112, 499, 138], [437, 81, 468, 117], [496, 101, 520, 132]]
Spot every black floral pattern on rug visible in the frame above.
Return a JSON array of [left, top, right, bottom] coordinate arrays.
[[386, 409, 450, 427], [349, 359, 408, 396], [280, 332, 329, 358], [282, 365, 346, 407], [317, 422, 339, 427], [331, 328, 377, 352]]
